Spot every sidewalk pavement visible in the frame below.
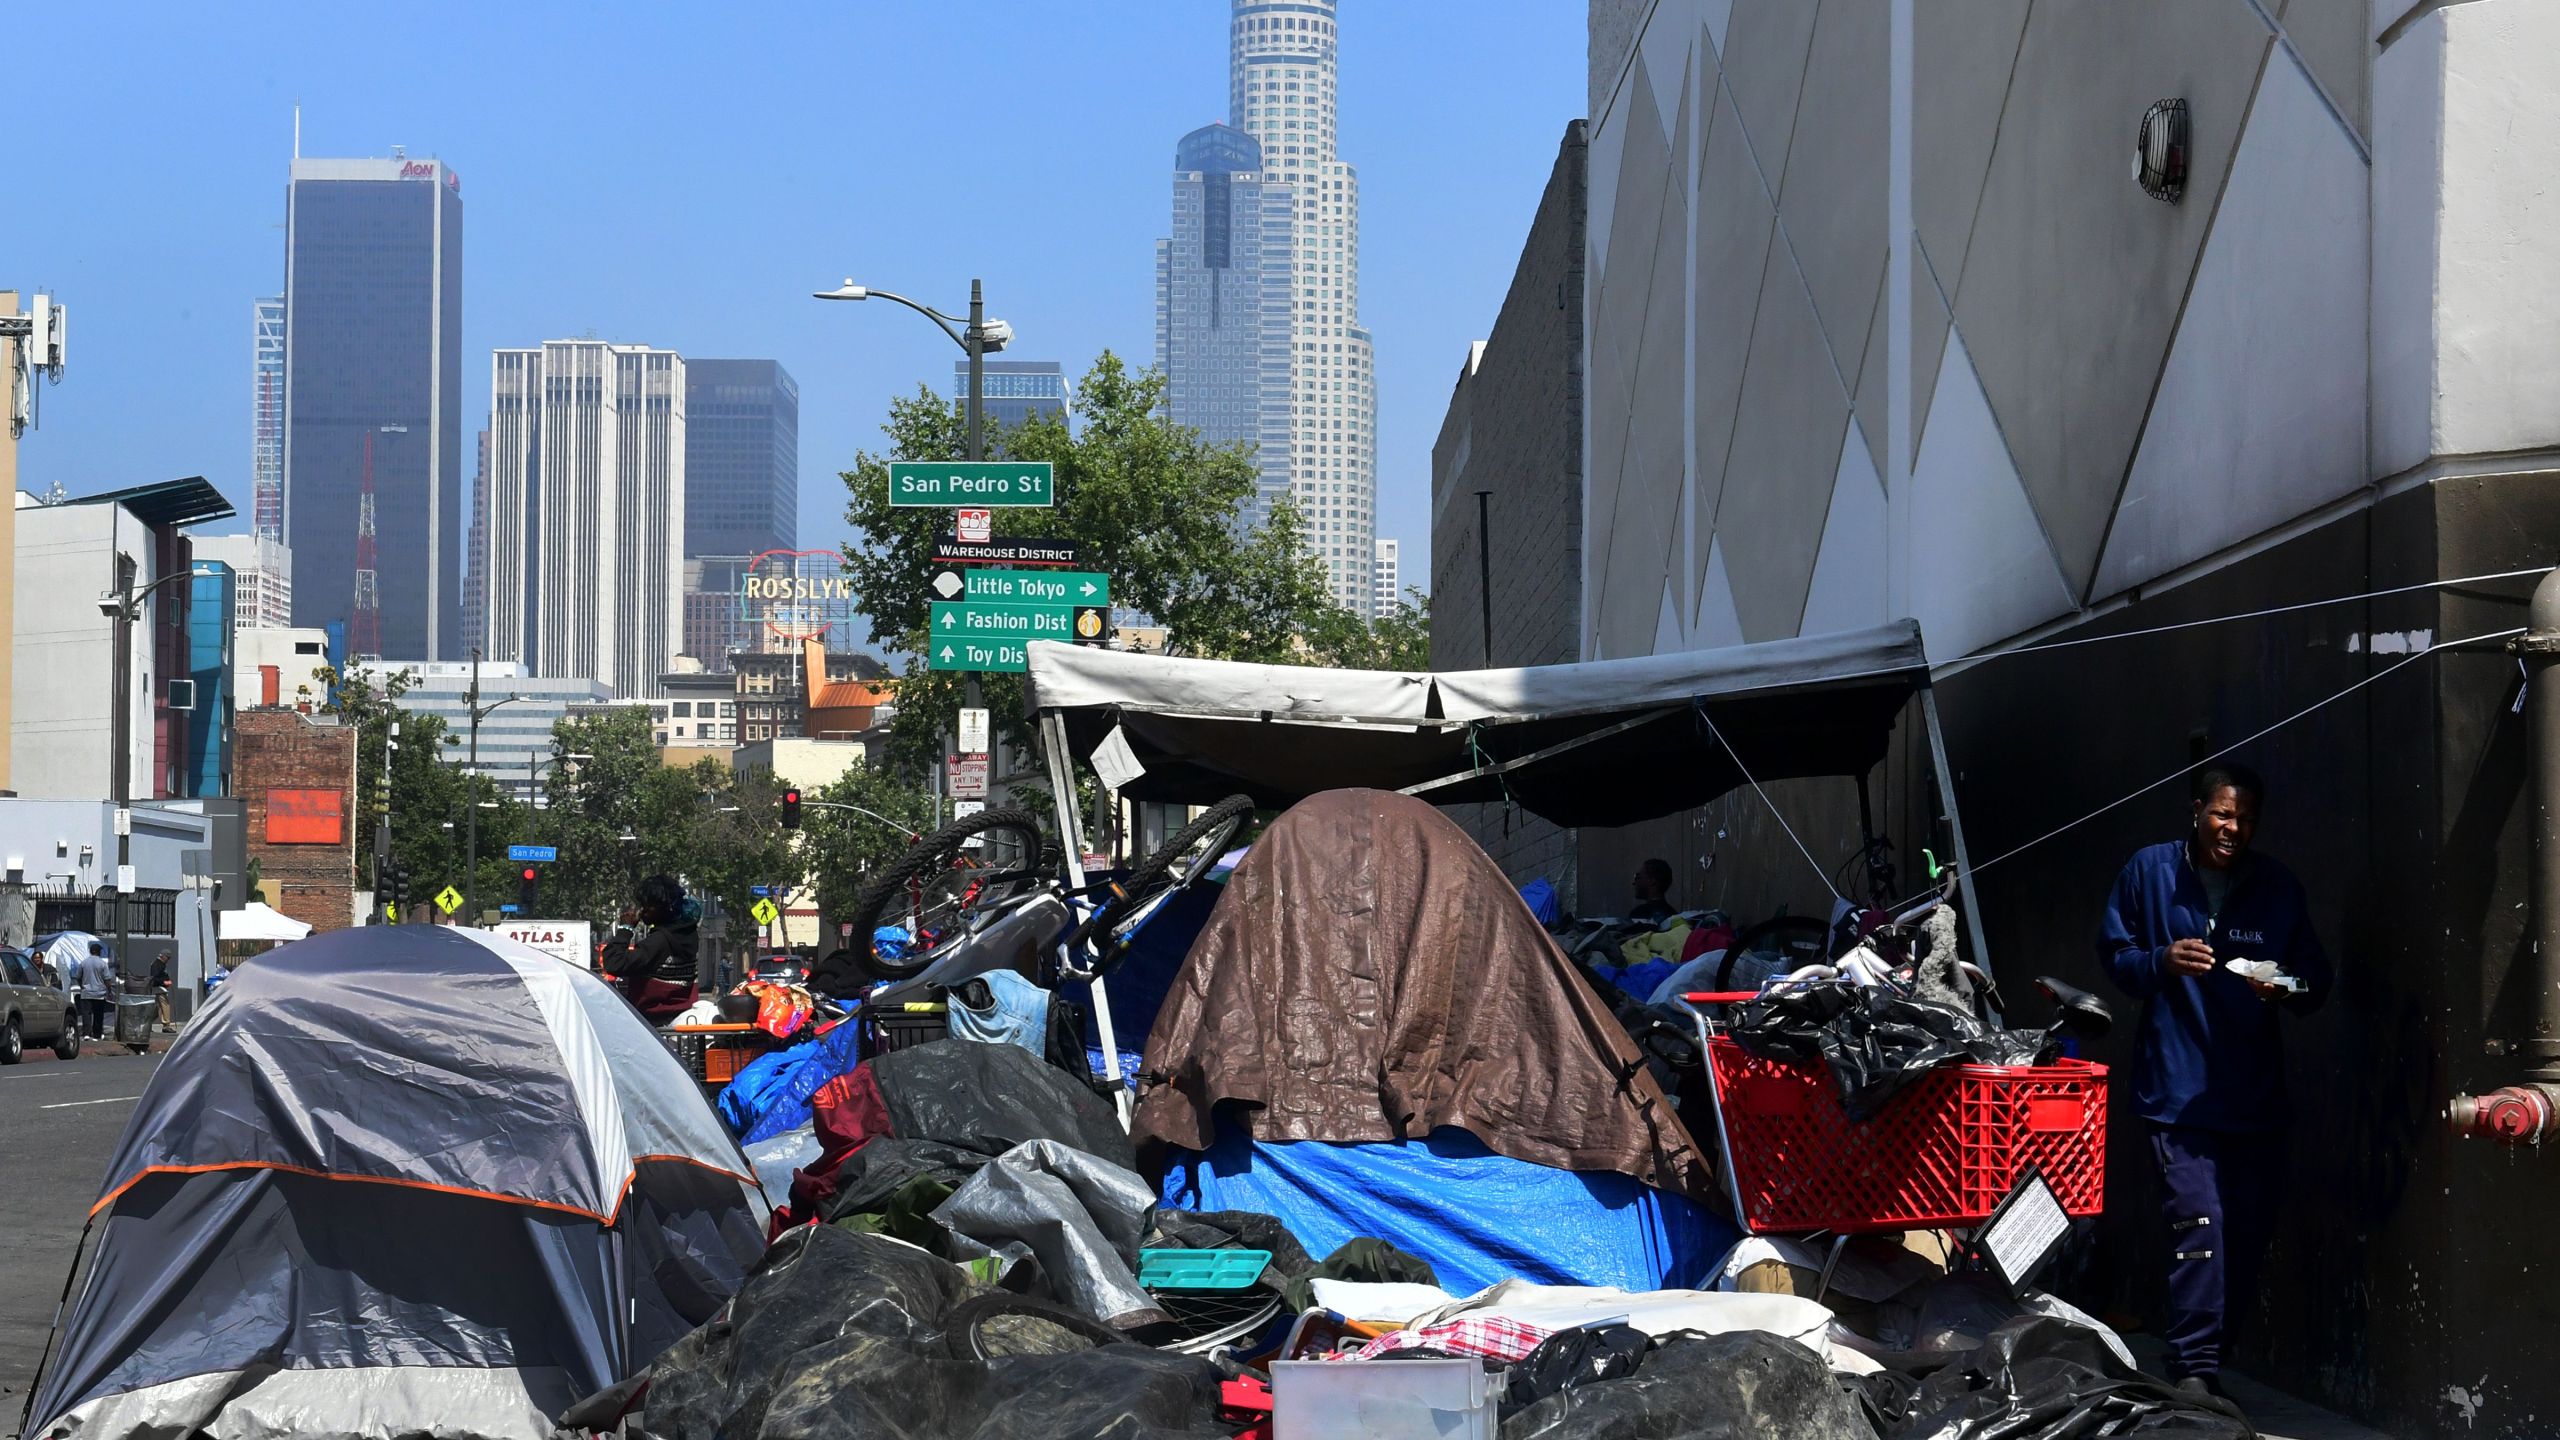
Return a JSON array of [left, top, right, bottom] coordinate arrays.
[[2125, 1335, 2393, 1440]]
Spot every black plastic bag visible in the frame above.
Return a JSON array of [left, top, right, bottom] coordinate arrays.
[[821, 1137, 991, 1224], [1502, 1323, 1655, 1415], [1730, 987, 2047, 1119], [1888, 1317, 2251, 1440], [1500, 1330, 1875, 1440], [874, 1035, 1135, 1168]]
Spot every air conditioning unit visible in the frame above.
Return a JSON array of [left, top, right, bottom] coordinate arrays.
[[165, 678, 197, 712]]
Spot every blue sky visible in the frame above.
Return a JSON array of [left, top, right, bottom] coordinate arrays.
[[10, 2, 1587, 595]]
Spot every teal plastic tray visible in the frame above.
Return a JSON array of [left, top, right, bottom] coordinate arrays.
[[1138, 1248, 1271, 1291]]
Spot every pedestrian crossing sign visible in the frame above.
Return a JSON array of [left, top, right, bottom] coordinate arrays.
[[435, 885, 464, 916], [751, 897, 780, 927]]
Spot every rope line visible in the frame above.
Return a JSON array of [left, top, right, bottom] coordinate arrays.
[[1967, 625, 2524, 876], [1950, 566, 2549, 667], [1694, 701, 1849, 910]]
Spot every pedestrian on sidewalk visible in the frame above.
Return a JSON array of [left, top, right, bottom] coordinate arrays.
[[2097, 763, 2331, 1406], [76, 941, 113, 1040], [150, 951, 176, 1032]]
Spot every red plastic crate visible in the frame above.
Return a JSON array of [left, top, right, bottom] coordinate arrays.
[[1705, 1037, 2107, 1234]]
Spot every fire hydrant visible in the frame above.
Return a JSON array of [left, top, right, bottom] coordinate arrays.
[[2448, 1084, 2560, 1144]]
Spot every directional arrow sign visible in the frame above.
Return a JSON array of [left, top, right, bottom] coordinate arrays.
[[931, 638, 1030, 673], [890, 461, 1054, 507], [933, 601, 1077, 641], [963, 569, 1110, 605]]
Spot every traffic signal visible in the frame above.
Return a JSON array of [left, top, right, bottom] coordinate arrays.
[[781, 788, 802, 829], [519, 867, 540, 916]]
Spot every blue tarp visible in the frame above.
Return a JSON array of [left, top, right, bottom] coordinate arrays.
[[716, 1018, 866, 1144], [1073, 874, 1226, 1054], [1159, 1123, 1735, 1297]]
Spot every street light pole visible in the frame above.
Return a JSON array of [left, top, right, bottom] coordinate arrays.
[[966, 278, 985, 464], [463, 647, 480, 922], [100, 562, 211, 982]]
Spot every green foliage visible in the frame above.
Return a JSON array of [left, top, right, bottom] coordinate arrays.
[[1305, 587, 1432, 670], [837, 351, 1357, 772], [795, 762, 943, 939]]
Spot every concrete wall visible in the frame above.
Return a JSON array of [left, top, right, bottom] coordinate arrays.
[[1429, 122, 1588, 907], [1566, 0, 2560, 1431], [13, 500, 160, 802]]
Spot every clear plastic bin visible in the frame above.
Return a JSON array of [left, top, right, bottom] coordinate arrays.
[[1269, 1357, 1496, 1440]]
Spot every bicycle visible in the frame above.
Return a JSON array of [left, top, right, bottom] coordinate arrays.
[[811, 794, 1257, 1000]]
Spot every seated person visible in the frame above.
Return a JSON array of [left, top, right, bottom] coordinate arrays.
[[604, 874, 702, 1024], [1628, 857, 1677, 925]]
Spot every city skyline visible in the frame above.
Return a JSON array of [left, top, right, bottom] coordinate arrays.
[[1156, 121, 1295, 533], [9, 6, 1583, 604]]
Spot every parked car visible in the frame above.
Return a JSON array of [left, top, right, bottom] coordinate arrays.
[[0, 945, 80, 1063]]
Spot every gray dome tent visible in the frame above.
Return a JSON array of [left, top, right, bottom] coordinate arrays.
[[27, 926, 768, 1440]]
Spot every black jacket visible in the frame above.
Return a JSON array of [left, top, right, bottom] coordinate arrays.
[[609, 916, 700, 986]]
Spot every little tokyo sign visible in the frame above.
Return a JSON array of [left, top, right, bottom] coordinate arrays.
[[890, 461, 1054, 507]]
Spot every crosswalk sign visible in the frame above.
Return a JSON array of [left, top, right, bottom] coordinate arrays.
[[751, 897, 780, 927], [435, 885, 463, 915]]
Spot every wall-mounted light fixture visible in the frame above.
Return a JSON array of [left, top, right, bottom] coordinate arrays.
[[2137, 98, 2189, 203]]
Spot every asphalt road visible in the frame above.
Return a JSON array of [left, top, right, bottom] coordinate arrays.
[[0, 1046, 162, 1430]]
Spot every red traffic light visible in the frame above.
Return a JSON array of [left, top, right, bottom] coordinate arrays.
[[521, 868, 538, 882], [781, 788, 803, 829]]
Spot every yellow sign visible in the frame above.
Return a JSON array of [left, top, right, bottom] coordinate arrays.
[[751, 897, 780, 927], [384, 904, 397, 924], [1074, 607, 1105, 640], [435, 885, 464, 916]]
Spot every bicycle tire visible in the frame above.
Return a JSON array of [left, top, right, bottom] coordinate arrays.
[[1069, 794, 1254, 960], [838, 807, 1048, 986], [943, 1291, 1132, 1365]]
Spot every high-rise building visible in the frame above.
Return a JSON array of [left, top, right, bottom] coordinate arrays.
[[251, 297, 285, 542], [193, 534, 295, 630], [462, 427, 489, 658], [483, 340, 685, 698], [950, 359, 1069, 432], [1372, 536, 1400, 614], [683, 359, 797, 560], [1156, 124, 1295, 530], [1228, 0, 1375, 613], [282, 153, 463, 659]]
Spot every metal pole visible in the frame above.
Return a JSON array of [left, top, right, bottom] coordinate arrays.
[[1474, 490, 1495, 666], [2520, 570, 2560, 1081], [110, 555, 134, 986], [966, 279, 985, 464], [463, 646, 480, 922]]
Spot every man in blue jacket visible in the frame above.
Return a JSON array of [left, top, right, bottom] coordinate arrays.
[[2098, 764, 2329, 1402]]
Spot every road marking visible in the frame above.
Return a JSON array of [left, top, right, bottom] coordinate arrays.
[[40, 1095, 140, 1110]]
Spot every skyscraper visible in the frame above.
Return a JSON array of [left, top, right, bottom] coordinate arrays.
[[683, 359, 798, 559], [1372, 536, 1400, 614], [463, 427, 489, 657], [251, 297, 284, 542], [1229, 0, 1376, 613], [951, 359, 1070, 432], [282, 153, 463, 659], [1156, 124, 1295, 530], [483, 340, 686, 697]]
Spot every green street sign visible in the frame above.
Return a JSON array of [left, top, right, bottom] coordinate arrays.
[[932, 601, 1077, 641], [965, 569, 1110, 605], [930, 637, 1030, 673], [890, 461, 1055, 507]]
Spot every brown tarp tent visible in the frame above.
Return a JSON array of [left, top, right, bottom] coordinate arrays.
[[1134, 788, 1712, 1202]]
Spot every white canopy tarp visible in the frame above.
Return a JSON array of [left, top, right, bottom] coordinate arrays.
[[219, 902, 312, 943], [1022, 621, 1934, 829]]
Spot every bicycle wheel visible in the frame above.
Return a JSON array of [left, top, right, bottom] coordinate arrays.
[[836, 807, 1048, 986], [943, 1292, 1131, 1365], [1070, 795, 1254, 963]]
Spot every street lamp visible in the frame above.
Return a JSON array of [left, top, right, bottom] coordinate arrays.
[[96, 563, 217, 981], [458, 647, 526, 923], [813, 278, 1011, 462]]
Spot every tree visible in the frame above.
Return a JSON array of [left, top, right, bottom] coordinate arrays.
[[1306, 587, 1432, 670], [795, 762, 942, 943], [838, 352, 1354, 771]]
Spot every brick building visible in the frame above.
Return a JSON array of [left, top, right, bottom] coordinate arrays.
[[1429, 121, 1587, 907], [234, 709, 358, 933]]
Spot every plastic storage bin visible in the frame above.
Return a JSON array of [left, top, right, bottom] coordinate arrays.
[[1706, 1037, 2107, 1234], [1270, 1358, 1495, 1440], [866, 1001, 950, 1057]]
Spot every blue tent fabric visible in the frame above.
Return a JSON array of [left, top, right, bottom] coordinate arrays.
[[1519, 877, 1562, 927], [1074, 875, 1225, 1053], [717, 1018, 867, 1144], [1158, 1123, 1734, 1297]]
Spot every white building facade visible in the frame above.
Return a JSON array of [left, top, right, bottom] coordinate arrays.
[[193, 534, 293, 631], [1228, 0, 1376, 615], [483, 340, 686, 698], [1372, 536, 1399, 614]]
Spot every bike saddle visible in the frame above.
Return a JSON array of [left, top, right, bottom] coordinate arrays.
[[2034, 975, 2113, 1038]]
